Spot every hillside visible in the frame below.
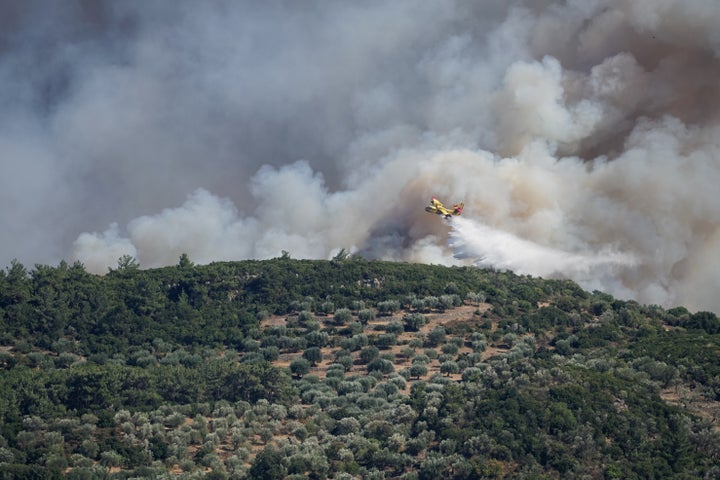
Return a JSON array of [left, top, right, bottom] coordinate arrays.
[[0, 257, 718, 479]]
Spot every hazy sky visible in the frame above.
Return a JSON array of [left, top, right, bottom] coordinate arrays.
[[3, 0, 720, 311]]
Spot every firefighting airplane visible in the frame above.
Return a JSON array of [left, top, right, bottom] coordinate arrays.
[[425, 196, 464, 218]]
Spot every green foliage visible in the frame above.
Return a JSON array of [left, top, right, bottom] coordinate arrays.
[[357, 308, 376, 324], [249, 445, 287, 480], [403, 313, 427, 332], [333, 308, 353, 325], [303, 347, 323, 366], [409, 363, 428, 379], [684, 311, 720, 333], [0, 258, 718, 478], [367, 358, 394, 375], [115, 254, 140, 271], [177, 253, 194, 269], [377, 300, 401, 316], [426, 326, 446, 347], [359, 346, 380, 364], [440, 361, 459, 376], [374, 333, 397, 349]]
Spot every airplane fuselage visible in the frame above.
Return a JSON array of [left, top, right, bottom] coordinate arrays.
[[425, 196, 462, 218]]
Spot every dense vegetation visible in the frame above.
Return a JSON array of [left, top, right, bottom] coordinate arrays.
[[0, 255, 718, 479]]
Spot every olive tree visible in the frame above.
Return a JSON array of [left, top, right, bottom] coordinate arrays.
[[290, 358, 311, 378], [333, 308, 353, 325], [302, 347, 323, 366], [440, 361, 459, 376]]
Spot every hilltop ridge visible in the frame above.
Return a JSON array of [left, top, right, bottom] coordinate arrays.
[[0, 257, 718, 478]]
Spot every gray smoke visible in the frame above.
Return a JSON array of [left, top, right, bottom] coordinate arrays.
[[3, 1, 720, 311]]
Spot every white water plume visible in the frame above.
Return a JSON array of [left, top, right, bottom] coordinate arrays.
[[449, 216, 637, 294]]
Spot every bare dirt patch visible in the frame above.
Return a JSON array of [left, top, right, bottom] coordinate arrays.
[[271, 303, 495, 386], [260, 315, 288, 329], [661, 385, 720, 429]]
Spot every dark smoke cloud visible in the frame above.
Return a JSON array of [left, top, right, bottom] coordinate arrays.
[[3, 0, 720, 312]]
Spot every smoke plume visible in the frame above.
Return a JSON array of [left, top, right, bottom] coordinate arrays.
[[3, 1, 720, 311]]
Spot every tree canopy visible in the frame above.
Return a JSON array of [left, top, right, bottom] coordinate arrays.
[[0, 257, 718, 478]]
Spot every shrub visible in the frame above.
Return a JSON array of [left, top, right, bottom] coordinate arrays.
[[440, 361, 459, 376], [359, 346, 380, 364], [319, 301, 335, 315], [426, 327, 446, 347], [333, 308, 353, 325], [409, 364, 428, 379], [403, 313, 427, 332], [375, 333, 397, 349], [302, 347, 323, 366], [377, 300, 401, 316], [358, 309, 376, 324], [386, 320, 404, 335], [367, 358, 394, 375], [290, 358, 311, 378], [441, 343, 458, 355]]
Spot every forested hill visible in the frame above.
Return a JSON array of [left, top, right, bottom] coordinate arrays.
[[0, 256, 718, 479]]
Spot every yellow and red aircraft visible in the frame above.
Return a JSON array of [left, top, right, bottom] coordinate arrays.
[[425, 196, 464, 218]]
